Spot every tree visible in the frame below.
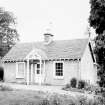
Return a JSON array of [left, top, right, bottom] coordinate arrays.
[[89, 0, 105, 87], [0, 8, 19, 57]]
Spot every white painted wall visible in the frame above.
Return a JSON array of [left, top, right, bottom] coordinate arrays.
[[80, 44, 97, 84], [4, 63, 17, 82], [4, 62, 27, 83], [45, 60, 79, 85]]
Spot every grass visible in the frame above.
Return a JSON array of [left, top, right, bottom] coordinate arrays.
[[0, 84, 13, 91], [0, 89, 86, 105], [0, 85, 104, 105], [0, 89, 79, 105], [0, 90, 45, 105], [63, 87, 85, 93]]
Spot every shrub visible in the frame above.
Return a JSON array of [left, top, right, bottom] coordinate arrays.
[[84, 84, 101, 95], [62, 84, 70, 90], [78, 80, 86, 89], [0, 85, 13, 91], [39, 98, 50, 105], [76, 95, 88, 105], [101, 88, 105, 97], [70, 78, 77, 88], [93, 96, 105, 105], [39, 93, 105, 105], [49, 94, 76, 105], [65, 83, 70, 88]]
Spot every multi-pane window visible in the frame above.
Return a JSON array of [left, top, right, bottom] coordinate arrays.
[[16, 62, 25, 78], [55, 62, 63, 77], [36, 64, 40, 74]]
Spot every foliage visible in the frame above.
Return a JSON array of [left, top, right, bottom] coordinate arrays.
[[99, 87, 105, 97], [42, 94, 105, 105], [89, 0, 105, 34], [62, 84, 70, 90], [39, 98, 50, 105], [78, 80, 86, 89], [93, 96, 105, 105], [70, 78, 77, 88], [0, 7, 19, 57], [47, 94, 76, 105], [65, 83, 70, 88], [89, 0, 105, 88], [0, 89, 104, 105], [84, 84, 101, 95], [0, 84, 13, 91]]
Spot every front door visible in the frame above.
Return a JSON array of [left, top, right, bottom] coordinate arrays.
[[33, 63, 41, 84]]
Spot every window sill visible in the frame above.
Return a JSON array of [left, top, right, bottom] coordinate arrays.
[[53, 76, 64, 80], [16, 76, 24, 79]]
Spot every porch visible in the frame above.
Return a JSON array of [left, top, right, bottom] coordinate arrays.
[[25, 49, 47, 85]]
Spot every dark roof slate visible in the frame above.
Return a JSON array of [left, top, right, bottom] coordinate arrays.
[[3, 38, 89, 61]]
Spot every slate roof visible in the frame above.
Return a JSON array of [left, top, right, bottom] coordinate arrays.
[[3, 38, 89, 61]]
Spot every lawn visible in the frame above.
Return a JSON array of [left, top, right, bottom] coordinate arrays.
[[0, 90, 46, 105], [0, 87, 103, 105], [0, 89, 82, 105]]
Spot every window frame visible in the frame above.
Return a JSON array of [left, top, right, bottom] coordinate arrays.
[[16, 62, 25, 78], [53, 61, 64, 79]]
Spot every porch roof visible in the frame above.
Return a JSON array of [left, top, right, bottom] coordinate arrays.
[[3, 38, 89, 61]]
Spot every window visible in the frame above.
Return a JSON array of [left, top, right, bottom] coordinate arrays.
[[54, 62, 64, 79], [36, 64, 40, 74], [16, 62, 25, 78]]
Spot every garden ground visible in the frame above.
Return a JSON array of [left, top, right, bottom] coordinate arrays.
[[0, 89, 93, 105], [0, 90, 45, 105], [0, 82, 101, 105], [0, 83, 97, 97]]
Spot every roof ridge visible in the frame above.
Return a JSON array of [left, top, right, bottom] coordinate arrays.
[[17, 38, 89, 44]]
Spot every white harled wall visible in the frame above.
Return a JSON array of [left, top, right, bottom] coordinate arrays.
[[44, 60, 79, 85], [80, 44, 97, 84]]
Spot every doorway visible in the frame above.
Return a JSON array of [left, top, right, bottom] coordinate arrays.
[[31, 63, 42, 84], [0, 67, 4, 81]]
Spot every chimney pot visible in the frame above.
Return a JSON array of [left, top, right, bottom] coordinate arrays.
[[44, 32, 54, 44]]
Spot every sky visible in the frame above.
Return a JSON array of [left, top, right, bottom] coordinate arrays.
[[0, 0, 91, 42]]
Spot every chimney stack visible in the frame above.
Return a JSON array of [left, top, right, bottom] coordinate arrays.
[[44, 22, 54, 44], [44, 32, 54, 44]]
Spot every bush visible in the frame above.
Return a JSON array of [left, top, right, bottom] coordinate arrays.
[[46, 93, 105, 105], [93, 96, 105, 105], [49, 94, 76, 105], [100, 87, 105, 97], [70, 78, 77, 88], [78, 80, 86, 89], [84, 84, 101, 95], [62, 84, 70, 90], [39, 98, 50, 105], [65, 83, 70, 88], [0, 85, 13, 91]]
